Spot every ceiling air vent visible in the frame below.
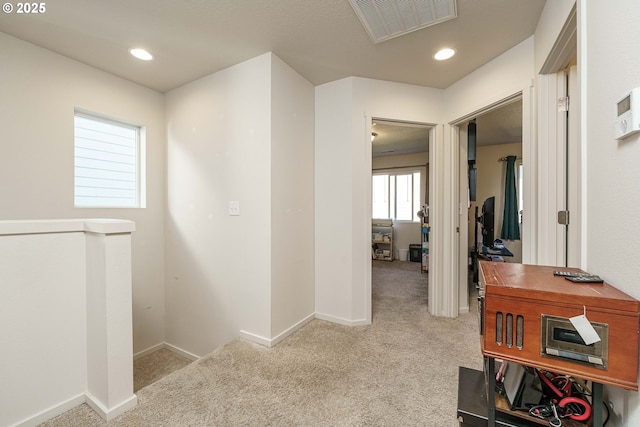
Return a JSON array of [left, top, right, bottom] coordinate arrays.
[[349, 0, 457, 44]]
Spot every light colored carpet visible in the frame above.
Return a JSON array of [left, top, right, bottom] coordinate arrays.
[[134, 348, 193, 392], [40, 260, 482, 426]]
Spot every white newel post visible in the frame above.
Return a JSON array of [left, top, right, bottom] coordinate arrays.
[[84, 220, 137, 421]]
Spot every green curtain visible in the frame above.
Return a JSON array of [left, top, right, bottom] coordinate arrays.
[[500, 156, 520, 240]]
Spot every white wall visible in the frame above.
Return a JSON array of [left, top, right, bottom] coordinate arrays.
[[270, 55, 315, 339], [0, 33, 166, 355], [534, 0, 576, 73], [315, 77, 442, 324], [1, 231, 86, 427], [445, 37, 535, 124], [314, 78, 356, 324], [0, 219, 136, 426], [443, 37, 535, 314], [165, 53, 315, 355], [165, 54, 272, 356], [581, 1, 640, 424]]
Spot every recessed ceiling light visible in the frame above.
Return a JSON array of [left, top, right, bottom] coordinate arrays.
[[129, 48, 153, 61], [434, 48, 456, 61]]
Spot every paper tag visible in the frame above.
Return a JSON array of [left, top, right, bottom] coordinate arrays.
[[570, 314, 601, 345]]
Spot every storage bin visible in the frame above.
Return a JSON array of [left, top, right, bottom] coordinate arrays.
[[409, 244, 421, 262]]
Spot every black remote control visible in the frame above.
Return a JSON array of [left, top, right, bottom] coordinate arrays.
[[553, 270, 590, 277], [565, 275, 604, 283]]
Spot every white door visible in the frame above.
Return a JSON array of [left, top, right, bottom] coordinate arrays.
[[566, 65, 580, 268], [538, 65, 579, 268]]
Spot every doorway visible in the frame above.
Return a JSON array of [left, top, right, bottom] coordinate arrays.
[[453, 95, 525, 308], [369, 118, 432, 319], [462, 98, 524, 258]]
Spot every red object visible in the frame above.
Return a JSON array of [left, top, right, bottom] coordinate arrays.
[[559, 396, 592, 421]]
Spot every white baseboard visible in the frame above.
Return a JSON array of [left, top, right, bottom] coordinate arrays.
[[240, 312, 316, 348], [12, 394, 85, 427], [85, 392, 137, 422], [133, 342, 165, 360], [134, 342, 200, 361], [13, 391, 138, 427], [315, 312, 370, 326], [271, 313, 315, 346], [164, 342, 200, 361], [16, 342, 187, 427], [239, 329, 272, 347]]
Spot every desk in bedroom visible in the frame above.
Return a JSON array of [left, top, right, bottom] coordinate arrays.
[[471, 244, 514, 288]]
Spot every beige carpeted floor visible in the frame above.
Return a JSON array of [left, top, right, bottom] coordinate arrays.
[[133, 348, 193, 392], [41, 260, 483, 426]]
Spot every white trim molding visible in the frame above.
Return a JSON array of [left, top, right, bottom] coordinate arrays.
[[134, 342, 200, 362], [428, 123, 460, 317], [85, 393, 138, 423], [314, 312, 370, 327], [10, 395, 86, 427], [240, 313, 316, 348]]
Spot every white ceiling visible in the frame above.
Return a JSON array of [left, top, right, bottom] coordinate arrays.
[[1, 0, 539, 150], [372, 120, 430, 157], [372, 99, 522, 157], [0, 0, 546, 93], [470, 99, 523, 145]]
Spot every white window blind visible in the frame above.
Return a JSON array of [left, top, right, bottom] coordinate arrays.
[[372, 174, 389, 219], [372, 171, 421, 221], [74, 113, 140, 207]]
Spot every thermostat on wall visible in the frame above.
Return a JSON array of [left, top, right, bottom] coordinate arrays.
[[615, 88, 640, 140]]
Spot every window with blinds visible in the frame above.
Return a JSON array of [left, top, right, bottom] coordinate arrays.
[[372, 171, 421, 222], [74, 112, 141, 208]]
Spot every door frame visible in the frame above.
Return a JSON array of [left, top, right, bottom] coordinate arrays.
[[536, 3, 580, 268], [451, 92, 532, 313], [365, 116, 436, 323]]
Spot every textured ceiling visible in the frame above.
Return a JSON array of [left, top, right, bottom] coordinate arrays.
[[372, 99, 522, 157], [1, 1, 536, 146], [372, 120, 430, 157], [0, 0, 546, 93]]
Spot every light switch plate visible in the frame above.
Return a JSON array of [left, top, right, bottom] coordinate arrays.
[[229, 201, 240, 216]]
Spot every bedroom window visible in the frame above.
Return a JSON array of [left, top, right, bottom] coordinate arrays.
[[74, 111, 144, 208], [372, 172, 421, 222]]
